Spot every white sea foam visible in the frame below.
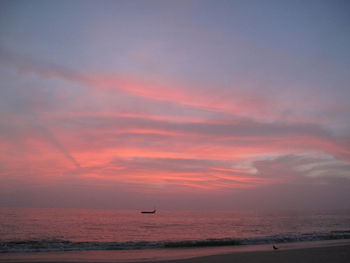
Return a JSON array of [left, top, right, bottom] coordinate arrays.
[[1, 230, 350, 253]]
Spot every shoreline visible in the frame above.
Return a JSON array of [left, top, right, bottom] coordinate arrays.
[[0, 239, 349, 263], [151, 242, 350, 263]]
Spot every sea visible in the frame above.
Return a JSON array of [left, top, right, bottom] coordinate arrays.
[[1, 207, 350, 256]]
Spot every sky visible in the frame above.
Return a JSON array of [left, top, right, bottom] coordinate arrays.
[[0, 0, 350, 210]]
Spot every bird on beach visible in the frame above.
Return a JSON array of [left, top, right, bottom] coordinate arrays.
[[273, 245, 279, 250]]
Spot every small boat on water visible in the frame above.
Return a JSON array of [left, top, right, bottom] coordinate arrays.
[[141, 209, 156, 214]]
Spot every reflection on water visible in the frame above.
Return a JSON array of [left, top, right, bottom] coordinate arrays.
[[1, 208, 349, 243]]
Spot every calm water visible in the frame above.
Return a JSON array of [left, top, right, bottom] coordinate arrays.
[[0, 207, 349, 253]]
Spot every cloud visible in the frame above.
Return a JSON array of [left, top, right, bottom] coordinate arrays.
[[68, 156, 267, 192], [0, 48, 349, 201], [0, 47, 86, 84], [0, 48, 295, 121], [34, 122, 81, 168], [52, 114, 350, 161], [254, 154, 350, 181]]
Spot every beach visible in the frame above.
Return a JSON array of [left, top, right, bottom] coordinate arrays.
[[1, 240, 349, 263], [159, 243, 350, 263]]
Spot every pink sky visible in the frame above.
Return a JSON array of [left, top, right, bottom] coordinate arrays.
[[0, 0, 349, 210]]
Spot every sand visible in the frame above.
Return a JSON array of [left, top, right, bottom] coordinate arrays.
[[156, 244, 350, 263], [1, 240, 349, 263]]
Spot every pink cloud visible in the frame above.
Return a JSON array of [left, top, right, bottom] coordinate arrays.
[[1, 49, 349, 196]]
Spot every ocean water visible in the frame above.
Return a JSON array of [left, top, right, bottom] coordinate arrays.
[[0, 207, 349, 253]]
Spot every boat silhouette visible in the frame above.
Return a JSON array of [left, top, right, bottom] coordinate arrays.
[[141, 209, 156, 214]]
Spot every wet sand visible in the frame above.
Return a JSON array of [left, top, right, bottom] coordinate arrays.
[[1, 240, 349, 263], [155, 244, 350, 263]]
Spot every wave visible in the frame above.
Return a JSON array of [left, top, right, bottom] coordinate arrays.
[[1, 230, 350, 253]]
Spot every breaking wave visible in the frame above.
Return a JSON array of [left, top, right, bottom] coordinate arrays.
[[1, 230, 350, 253]]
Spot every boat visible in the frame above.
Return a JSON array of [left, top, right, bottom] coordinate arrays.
[[141, 209, 156, 214]]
